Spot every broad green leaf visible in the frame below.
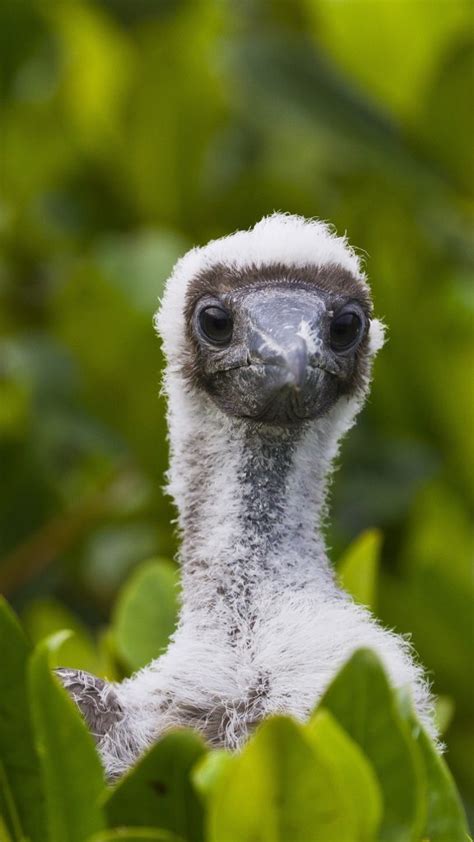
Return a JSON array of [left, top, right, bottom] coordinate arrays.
[[338, 528, 381, 609], [311, 0, 471, 123], [307, 710, 382, 841], [434, 695, 455, 736], [422, 39, 474, 193], [28, 633, 106, 842], [88, 830, 182, 842], [319, 649, 424, 842], [203, 715, 359, 842], [49, 2, 132, 148], [115, 3, 224, 223], [104, 731, 205, 842], [0, 597, 46, 842], [414, 728, 469, 841], [0, 814, 13, 842], [396, 696, 469, 841], [0, 762, 21, 842], [192, 750, 233, 800], [112, 558, 179, 671], [22, 597, 102, 675]]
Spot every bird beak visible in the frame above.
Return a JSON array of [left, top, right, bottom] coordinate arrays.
[[207, 288, 336, 424], [245, 295, 317, 392], [282, 340, 309, 390], [246, 335, 309, 391]]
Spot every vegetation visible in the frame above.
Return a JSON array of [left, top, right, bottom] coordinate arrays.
[[0, 0, 472, 837], [0, 586, 469, 842]]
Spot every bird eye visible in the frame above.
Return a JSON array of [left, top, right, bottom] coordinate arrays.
[[329, 308, 364, 352], [198, 306, 233, 346]]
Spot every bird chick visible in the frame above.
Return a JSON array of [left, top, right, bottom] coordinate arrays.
[[58, 213, 436, 779]]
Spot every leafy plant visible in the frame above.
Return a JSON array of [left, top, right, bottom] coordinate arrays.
[[0, 593, 468, 842], [1, 0, 472, 828], [337, 529, 381, 610], [112, 559, 180, 672]]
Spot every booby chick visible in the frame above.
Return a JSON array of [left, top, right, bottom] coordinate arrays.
[[59, 213, 436, 779]]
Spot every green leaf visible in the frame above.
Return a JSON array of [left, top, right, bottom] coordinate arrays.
[[22, 597, 102, 675], [50, 2, 132, 148], [0, 813, 13, 842], [307, 710, 382, 841], [338, 528, 381, 609], [88, 830, 182, 842], [396, 696, 469, 841], [318, 648, 424, 842], [202, 715, 361, 842], [422, 39, 474, 193], [28, 633, 106, 842], [0, 597, 46, 842], [434, 695, 455, 736], [0, 762, 21, 842], [104, 731, 205, 842], [112, 559, 179, 671], [311, 0, 470, 124], [414, 728, 469, 841], [191, 750, 233, 800]]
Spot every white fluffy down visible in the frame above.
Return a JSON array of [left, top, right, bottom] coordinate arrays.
[[97, 213, 436, 778], [107, 595, 435, 777], [156, 212, 366, 361]]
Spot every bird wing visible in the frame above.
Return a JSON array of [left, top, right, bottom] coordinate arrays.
[[55, 667, 124, 741]]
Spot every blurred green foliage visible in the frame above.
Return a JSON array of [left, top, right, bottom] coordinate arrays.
[[0, 0, 473, 819]]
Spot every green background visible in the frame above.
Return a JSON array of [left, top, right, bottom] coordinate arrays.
[[1, 0, 472, 819]]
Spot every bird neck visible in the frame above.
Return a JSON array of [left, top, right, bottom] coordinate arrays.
[[165, 379, 360, 619]]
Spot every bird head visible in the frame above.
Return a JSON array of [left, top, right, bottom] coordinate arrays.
[[156, 214, 385, 427]]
